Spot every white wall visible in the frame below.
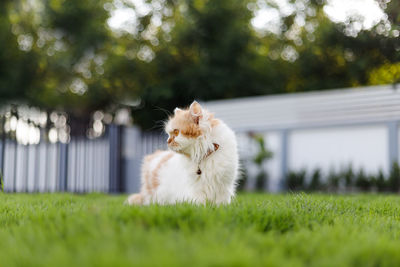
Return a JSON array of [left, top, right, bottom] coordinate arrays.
[[288, 125, 388, 175], [237, 132, 282, 192], [263, 132, 282, 192]]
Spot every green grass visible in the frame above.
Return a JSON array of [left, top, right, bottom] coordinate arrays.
[[1, 193, 400, 267]]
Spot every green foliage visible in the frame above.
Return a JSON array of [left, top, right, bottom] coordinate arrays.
[[343, 166, 355, 187], [388, 162, 400, 193], [2, 193, 400, 266], [255, 172, 268, 192], [327, 169, 340, 191], [134, 0, 264, 128], [0, 172, 3, 193], [0, 1, 38, 104], [1, 0, 400, 129], [236, 159, 248, 191], [285, 162, 400, 193], [369, 62, 400, 85], [308, 168, 323, 191], [376, 169, 387, 192], [355, 169, 370, 191], [287, 169, 307, 191], [251, 134, 273, 191], [252, 134, 273, 166], [0, 0, 116, 122]]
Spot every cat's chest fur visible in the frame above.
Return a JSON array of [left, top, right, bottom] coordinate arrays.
[[178, 131, 238, 204], [154, 129, 237, 204]]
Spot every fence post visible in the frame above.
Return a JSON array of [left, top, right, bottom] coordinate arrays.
[[0, 117, 5, 190], [122, 126, 143, 193], [388, 121, 399, 170], [58, 142, 68, 191], [12, 141, 17, 192], [279, 129, 289, 191], [109, 124, 122, 193]]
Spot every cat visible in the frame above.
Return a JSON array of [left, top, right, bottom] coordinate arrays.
[[126, 100, 239, 205]]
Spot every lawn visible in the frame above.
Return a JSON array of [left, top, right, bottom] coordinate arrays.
[[1, 193, 400, 267]]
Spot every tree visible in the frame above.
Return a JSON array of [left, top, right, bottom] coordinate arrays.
[[133, 0, 267, 128], [0, 0, 39, 104], [2, 0, 400, 131]]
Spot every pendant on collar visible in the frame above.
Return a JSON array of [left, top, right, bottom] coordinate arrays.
[[196, 143, 220, 176]]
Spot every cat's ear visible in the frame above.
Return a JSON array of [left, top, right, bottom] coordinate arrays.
[[174, 107, 182, 114], [189, 101, 203, 124]]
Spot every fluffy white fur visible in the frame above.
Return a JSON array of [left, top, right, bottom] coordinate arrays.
[[126, 101, 239, 205]]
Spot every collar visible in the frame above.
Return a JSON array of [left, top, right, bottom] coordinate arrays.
[[196, 143, 219, 176], [205, 143, 219, 158], [181, 143, 219, 160]]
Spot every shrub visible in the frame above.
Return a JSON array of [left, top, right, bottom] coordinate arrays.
[[236, 159, 248, 191], [308, 168, 322, 191], [287, 169, 306, 191], [284, 165, 400, 194], [375, 169, 387, 192], [327, 169, 340, 192], [388, 162, 400, 193], [343, 166, 355, 188], [255, 172, 268, 192], [355, 169, 371, 191], [250, 134, 273, 191]]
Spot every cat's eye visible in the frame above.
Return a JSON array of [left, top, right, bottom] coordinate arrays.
[[173, 129, 179, 136]]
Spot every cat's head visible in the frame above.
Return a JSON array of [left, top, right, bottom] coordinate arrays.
[[165, 101, 217, 154]]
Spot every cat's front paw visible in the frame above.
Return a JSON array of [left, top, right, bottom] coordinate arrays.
[[125, 193, 143, 205]]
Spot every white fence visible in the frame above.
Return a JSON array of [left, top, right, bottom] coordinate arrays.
[[0, 125, 122, 193], [122, 128, 167, 193], [3, 84, 398, 193], [204, 84, 400, 191]]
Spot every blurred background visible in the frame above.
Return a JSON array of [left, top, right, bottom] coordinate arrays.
[[0, 0, 399, 194]]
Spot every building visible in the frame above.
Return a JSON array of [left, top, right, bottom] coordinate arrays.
[[204, 84, 400, 191]]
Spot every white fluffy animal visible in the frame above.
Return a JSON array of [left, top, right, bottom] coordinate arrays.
[[126, 101, 239, 205]]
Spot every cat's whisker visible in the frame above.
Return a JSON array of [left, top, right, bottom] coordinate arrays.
[[153, 106, 172, 117], [146, 120, 167, 132]]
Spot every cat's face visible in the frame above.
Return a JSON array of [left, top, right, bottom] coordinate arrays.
[[165, 101, 205, 153]]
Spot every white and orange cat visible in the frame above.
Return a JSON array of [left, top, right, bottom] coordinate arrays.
[[126, 101, 239, 205]]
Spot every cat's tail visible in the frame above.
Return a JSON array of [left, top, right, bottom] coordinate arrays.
[[124, 193, 144, 205]]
